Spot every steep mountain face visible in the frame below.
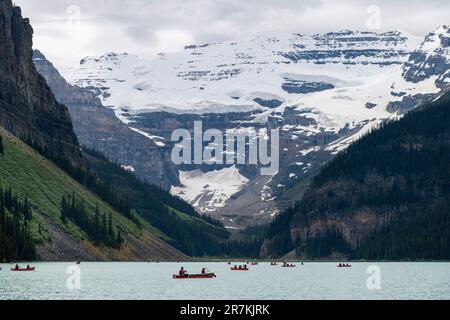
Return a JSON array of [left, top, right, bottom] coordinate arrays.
[[388, 25, 450, 113], [403, 25, 450, 87], [0, 1, 79, 162], [33, 50, 179, 189], [63, 28, 450, 229], [261, 92, 450, 260]]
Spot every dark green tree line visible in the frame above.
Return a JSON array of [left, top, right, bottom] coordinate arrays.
[[61, 194, 124, 249], [0, 181, 35, 262]]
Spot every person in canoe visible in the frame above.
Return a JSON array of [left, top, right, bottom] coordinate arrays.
[[179, 267, 188, 277], [283, 262, 295, 267], [14, 264, 19, 270]]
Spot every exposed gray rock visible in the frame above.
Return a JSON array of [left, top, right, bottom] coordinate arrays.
[[281, 31, 411, 66], [387, 94, 437, 114], [253, 98, 284, 109], [402, 26, 450, 88], [0, 1, 79, 162], [282, 80, 335, 94], [365, 102, 377, 109], [36, 215, 100, 262], [33, 50, 179, 189]]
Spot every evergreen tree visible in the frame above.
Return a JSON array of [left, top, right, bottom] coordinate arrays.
[[0, 181, 36, 262], [0, 134, 4, 155], [60, 194, 124, 249], [108, 213, 113, 239]]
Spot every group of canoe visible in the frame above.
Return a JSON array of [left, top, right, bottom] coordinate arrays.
[[173, 261, 353, 279], [9, 264, 35, 272], [2, 262, 81, 272], [174, 261, 304, 278], [3, 261, 351, 277]]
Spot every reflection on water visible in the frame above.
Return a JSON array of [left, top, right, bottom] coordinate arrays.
[[0, 262, 449, 300]]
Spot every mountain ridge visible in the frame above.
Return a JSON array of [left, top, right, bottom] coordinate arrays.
[[60, 26, 450, 228]]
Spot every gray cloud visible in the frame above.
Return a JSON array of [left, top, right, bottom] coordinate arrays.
[[125, 24, 158, 44], [14, 0, 450, 69]]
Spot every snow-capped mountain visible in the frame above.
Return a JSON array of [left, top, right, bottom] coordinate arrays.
[[66, 30, 418, 120], [63, 27, 450, 229], [387, 25, 450, 113], [403, 25, 450, 86]]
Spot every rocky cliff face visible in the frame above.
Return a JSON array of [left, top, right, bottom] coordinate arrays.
[[33, 50, 179, 189], [387, 26, 450, 113], [403, 26, 450, 87], [0, 0, 79, 161]]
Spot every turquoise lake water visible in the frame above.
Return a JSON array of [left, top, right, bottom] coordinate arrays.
[[0, 262, 449, 300]]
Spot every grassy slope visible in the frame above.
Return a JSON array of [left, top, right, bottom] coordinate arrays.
[[0, 127, 185, 261]]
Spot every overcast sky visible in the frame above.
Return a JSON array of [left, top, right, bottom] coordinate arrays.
[[15, 0, 450, 70]]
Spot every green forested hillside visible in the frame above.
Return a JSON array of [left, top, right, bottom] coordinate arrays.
[[262, 92, 450, 260], [0, 127, 185, 262], [0, 183, 35, 262]]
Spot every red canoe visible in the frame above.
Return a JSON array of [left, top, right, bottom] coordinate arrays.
[[282, 265, 296, 268], [230, 268, 249, 271], [337, 265, 352, 268], [11, 267, 35, 272], [173, 273, 216, 279]]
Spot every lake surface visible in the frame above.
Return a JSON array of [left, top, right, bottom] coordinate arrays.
[[0, 262, 449, 300]]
